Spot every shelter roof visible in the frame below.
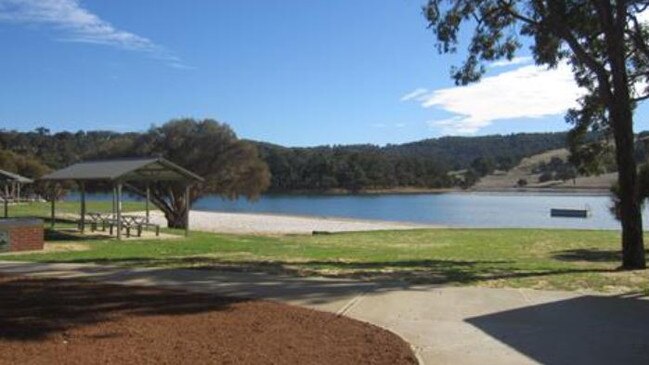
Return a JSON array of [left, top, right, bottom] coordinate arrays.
[[0, 169, 33, 184], [40, 157, 204, 182]]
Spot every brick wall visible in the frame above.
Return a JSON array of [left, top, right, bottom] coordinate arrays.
[[7, 225, 44, 252]]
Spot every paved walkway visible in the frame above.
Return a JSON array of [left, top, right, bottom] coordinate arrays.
[[1, 261, 648, 364]]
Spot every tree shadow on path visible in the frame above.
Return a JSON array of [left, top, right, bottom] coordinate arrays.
[[466, 293, 649, 364]]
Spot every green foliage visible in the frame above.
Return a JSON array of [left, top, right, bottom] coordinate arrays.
[[424, 0, 649, 268], [0, 126, 573, 192], [0, 120, 270, 228], [0, 149, 50, 179], [534, 157, 577, 182], [470, 157, 495, 176], [460, 168, 480, 189], [0, 148, 52, 198], [256, 132, 569, 191], [538, 171, 554, 183], [388, 132, 568, 170], [132, 119, 270, 199], [0, 128, 136, 169], [109, 119, 270, 228]]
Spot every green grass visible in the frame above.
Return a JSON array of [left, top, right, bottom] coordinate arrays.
[[5, 200, 149, 219], [3, 226, 648, 294]]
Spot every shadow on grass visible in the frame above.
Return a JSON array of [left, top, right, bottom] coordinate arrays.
[[37, 256, 614, 285], [10, 215, 77, 225], [44, 228, 112, 242], [0, 275, 244, 341], [552, 249, 649, 263]]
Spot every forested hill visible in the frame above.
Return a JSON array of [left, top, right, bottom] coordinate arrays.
[[251, 132, 569, 191], [386, 133, 569, 170], [0, 126, 570, 192]]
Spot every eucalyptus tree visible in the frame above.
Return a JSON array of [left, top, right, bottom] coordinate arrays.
[[424, 0, 649, 269], [130, 119, 270, 228]]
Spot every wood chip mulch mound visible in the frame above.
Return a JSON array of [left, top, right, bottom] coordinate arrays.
[[0, 275, 416, 365]]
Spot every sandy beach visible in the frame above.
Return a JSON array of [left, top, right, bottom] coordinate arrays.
[[147, 210, 437, 235]]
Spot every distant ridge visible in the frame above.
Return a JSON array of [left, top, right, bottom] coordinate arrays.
[[0, 127, 618, 193]]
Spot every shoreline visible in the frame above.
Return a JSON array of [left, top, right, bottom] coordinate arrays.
[[191, 208, 435, 226], [264, 187, 611, 196], [147, 210, 440, 235], [469, 187, 611, 196]]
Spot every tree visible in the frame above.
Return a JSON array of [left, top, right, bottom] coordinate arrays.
[[462, 168, 480, 188], [425, 0, 648, 269], [538, 171, 555, 182], [471, 157, 495, 176], [128, 119, 270, 228]]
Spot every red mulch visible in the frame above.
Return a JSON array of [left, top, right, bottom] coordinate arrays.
[[0, 275, 416, 365]]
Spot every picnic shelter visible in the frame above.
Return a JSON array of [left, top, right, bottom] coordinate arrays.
[[39, 157, 204, 239]]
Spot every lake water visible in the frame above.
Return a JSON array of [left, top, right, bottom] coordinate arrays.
[[71, 192, 648, 230]]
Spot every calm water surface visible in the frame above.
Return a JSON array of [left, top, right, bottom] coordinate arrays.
[[74, 192, 647, 230], [192, 192, 648, 230]]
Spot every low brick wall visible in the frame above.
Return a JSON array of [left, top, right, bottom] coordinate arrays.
[[0, 218, 44, 252]]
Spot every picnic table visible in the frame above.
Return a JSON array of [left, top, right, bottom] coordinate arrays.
[[83, 212, 160, 238]]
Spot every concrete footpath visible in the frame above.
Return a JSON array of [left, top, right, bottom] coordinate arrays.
[[1, 261, 648, 365]]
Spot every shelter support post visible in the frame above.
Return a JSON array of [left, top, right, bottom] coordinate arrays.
[[116, 182, 122, 240], [50, 184, 56, 228], [3, 185, 7, 219], [112, 185, 116, 218], [79, 181, 86, 233], [3, 183, 8, 218], [146, 183, 150, 224], [184, 184, 190, 237]]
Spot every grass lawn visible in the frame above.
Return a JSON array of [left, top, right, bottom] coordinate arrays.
[[2, 226, 648, 294], [5, 200, 149, 219]]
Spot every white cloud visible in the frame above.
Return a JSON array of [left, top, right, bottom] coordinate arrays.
[[400, 88, 429, 102], [371, 122, 407, 129], [413, 62, 584, 135], [488, 56, 533, 68], [0, 0, 186, 68]]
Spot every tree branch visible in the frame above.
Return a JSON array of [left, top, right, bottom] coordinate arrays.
[[496, 0, 539, 25]]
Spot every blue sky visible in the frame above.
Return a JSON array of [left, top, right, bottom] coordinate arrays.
[[0, 0, 647, 147]]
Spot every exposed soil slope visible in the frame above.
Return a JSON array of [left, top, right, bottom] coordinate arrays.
[[475, 148, 616, 191]]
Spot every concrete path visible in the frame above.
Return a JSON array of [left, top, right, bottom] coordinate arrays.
[[1, 261, 648, 365]]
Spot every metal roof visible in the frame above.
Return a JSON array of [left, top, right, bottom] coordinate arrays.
[[40, 157, 204, 182], [0, 169, 34, 184]]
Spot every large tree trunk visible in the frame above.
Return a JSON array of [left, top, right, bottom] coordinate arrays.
[[604, 4, 646, 269], [607, 43, 645, 269], [164, 209, 187, 229], [611, 104, 645, 269], [160, 189, 190, 229]]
